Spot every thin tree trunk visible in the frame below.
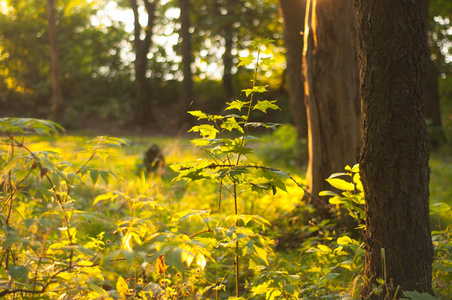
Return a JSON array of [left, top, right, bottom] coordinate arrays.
[[425, 58, 446, 148], [222, 0, 236, 104], [421, 0, 447, 148], [130, 0, 156, 127], [302, 0, 360, 216], [279, 0, 307, 140], [179, 0, 193, 124], [355, 0, 434, 297], [46, 0, 63, 121]]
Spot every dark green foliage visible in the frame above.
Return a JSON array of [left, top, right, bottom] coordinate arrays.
[[0, 0, 132, 125]]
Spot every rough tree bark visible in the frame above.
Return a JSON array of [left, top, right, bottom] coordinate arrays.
[[130, 0, 157, 127], [46, 0, 63, 121], [302, 0, 360, 216], [355, 0, 434, 297], [178, 0, 193, 124], [279, 0, 307, 141]]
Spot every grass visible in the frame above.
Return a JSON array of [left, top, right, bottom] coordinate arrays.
[[29, 130, 452, 228], [4, 127, 451, 298]]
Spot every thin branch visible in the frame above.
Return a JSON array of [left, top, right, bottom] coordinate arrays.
[[31, 230, 51, 299], [0, 263, 99, 297], [189, 229, 213, 239], [14, 140, 76, 265], [177, 163, 331, 207]]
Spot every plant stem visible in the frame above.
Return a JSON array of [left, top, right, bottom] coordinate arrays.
[[233, 181, 239, 298], [236, 47, 261, 166]]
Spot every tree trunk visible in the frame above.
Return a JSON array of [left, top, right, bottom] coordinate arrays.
[[46, 0, 63, 121], [302, 0, 360, 216], [130, 0, 156, 127], [222, 0, 237, 104], [421, 0, 447, 148], [279, 0, 308, 141], [355, 0, 434, 297], [425, 58, 446, 148], [178, 0, 193, 125]]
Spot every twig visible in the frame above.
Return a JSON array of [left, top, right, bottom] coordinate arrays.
[[189, 229, 213, 239], [177, 163, 331, 207], [0, 263, 99, 297]]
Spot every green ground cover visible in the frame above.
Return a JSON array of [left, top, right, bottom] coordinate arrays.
[[3, 124, 447, 299]]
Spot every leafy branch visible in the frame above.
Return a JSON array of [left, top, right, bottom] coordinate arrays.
[[0, 263, 99, 297]]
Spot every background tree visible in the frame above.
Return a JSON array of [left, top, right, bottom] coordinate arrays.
[[279, 0, 307, 141], [422, 0, 447, 148], [0, 0, 131, 126], [191, 0, 282, 108], [222, 0, 237, 103], [129, 0, 158, 127], [46, 0, 63, 121], [355, 0, 434, 297], [302, 0, 360, 216], [178, 0, 193, 124]]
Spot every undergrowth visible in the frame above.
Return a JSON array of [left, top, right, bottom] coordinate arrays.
[[0, 40, 451, 299]]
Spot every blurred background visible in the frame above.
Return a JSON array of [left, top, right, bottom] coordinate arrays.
[[0, 0, 451, 142]]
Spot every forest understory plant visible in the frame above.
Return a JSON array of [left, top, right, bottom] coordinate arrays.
[[171, 39, 304, 298], [1, 40, 451, 299], [0, 118, 123, 298]]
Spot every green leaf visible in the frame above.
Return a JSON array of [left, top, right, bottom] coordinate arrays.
[[260, 57, 276, 67], [218, 145, 253, 155], [238, 55, 255, 67], [252, 282, 270, 295], [166, 248, 185, 272], [319, 190, 339, 197], [328, 172, 350, 179], [93, 192, 119, 205], [242, 85, 268, 97], [337, 236, 353, 245], [88, 283, 108, 297], [253, 100, 280, 113], [283, 284, 296, 294], [430, 202, 451, 214], [196, 254, 207, 270], [267, 289, 282, 300], [253, 245, 269, 265], [37, 187, 54, 200], [329, 197, 345, 204], [116, 276, 129, 299], [173, 209, 210, 223], [339, 260, 353, 271], [221, 117, 244, 133], [226, 100, 249, 111], [189, 125, 219, 139], [271, 185, 277, 195], [66, 172, 76, 183], [263, 169, 288, 193], [100, 171, 110, 184], [8, 266, 29, 281], [353, 173, 363, 191], [190, 138, 212, 147], [318, 244, 332, 253], [90, 169, 99, 185], [188, 110, 208, 119], [325, 272, 341, 280], [0, 118, 64, 135], [325, 178, 355, 191], [246, 122, 280, 131]]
